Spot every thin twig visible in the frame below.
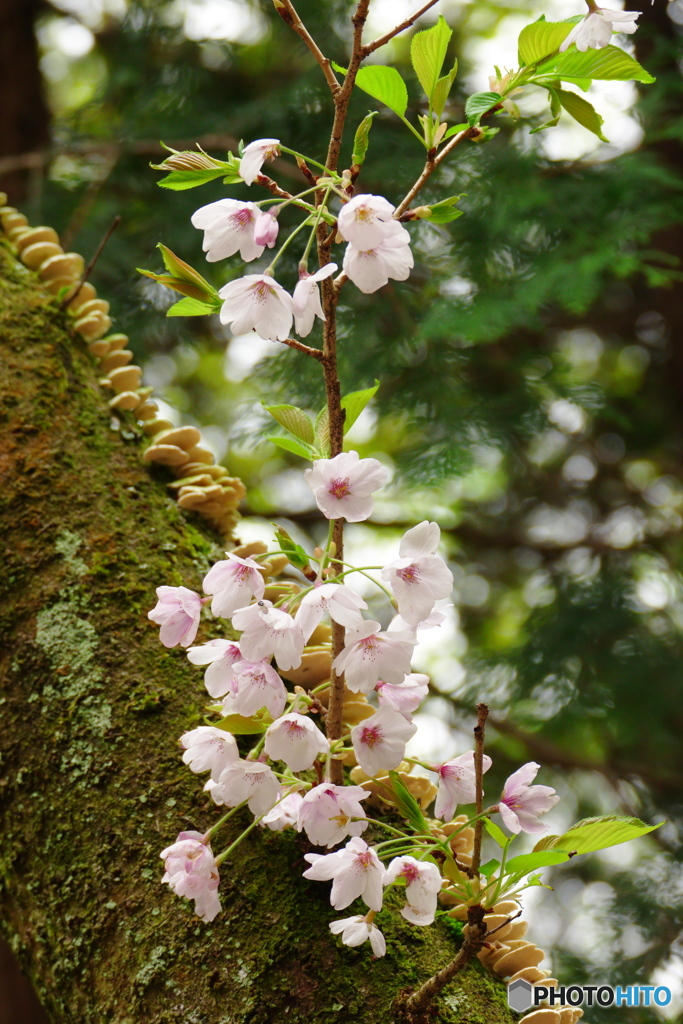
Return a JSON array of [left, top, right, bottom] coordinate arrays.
[[394, 128, 475, 217], [59, 215, 121, 310], [277, 337, 324, 360], [277, 0, 341, 97], [361, 0, 440, 57], [471, 703, 489, 877], [255, 175, 295, 201]]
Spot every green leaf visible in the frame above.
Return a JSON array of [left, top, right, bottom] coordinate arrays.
[[432, 60, 459, 118], [483, 818, 511, 848], [388, 771, 428, 832], [314, 406, 331, 457], [215, 714, 268, 734], [266, 436, 317, 460], [422, 194, 465, 224], [166, 296, 216, 316], [410, 15, 453, 103], [518, 19, 575, 66], [264, 404, 315, 445], [529, 115, 561, 135], [352, 111, 378, 167], [273, 526, 310, 570], [465, 92, 501, 125], [480, 858, 500, 879], [137, 269, 218, 303], [442, 122, 469, 140], [505, 850, 570, 875], [534, 815, 665, 856], [535, 44, 655, 84], [155, 167, 230, 190], [355, 65, 408, 119], [555, 87, 608, 141], [341, 381, 380, 433]]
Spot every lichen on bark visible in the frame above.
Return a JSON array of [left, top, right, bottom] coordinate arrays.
[[0, 237, 517, 1023]]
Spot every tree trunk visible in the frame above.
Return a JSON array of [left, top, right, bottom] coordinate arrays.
[[0, 235, 516, 1024]]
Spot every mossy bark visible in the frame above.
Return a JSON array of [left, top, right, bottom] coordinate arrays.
[[0, 238, 517, 1024]]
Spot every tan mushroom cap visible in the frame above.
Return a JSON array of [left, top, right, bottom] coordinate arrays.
[[109, 391, 142, 411], [44, 275, 77, 295], [15, 226, 60, 252], [518, 1012, 561, 1024], [22, 240, 64, 269], [100, 350, 133, 372], [493, 942, 546, 977], [508, 966, 550, 985], [39, 252, 85, 280], [143, 444, 190, 467], [108, 365, 142, 392], [74, 314, 113, 341], [155, 426, 202, 450], [103, 333, 129, 352], [66, 282, 97, 311]]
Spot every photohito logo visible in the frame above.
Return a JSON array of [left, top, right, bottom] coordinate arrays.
[[507, 978, 672, 1013]]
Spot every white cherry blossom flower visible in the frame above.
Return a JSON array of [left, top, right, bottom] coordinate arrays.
[[191, 199, 265, 262], [180, 725, 238, 781], [382, 521, 454, 626], [329, 916, 386, 956], [218, 274, 293, 342], [148, 586, 202, 648], [253, 210, 279, 248], [260, 789, 304, 831], [338, 194, 398, 250], [202, 553, 265, 618], [294, 582, 367, 642], [333, 620, 415, 694], [303, 837, 384, 911], [206, 759, 281, 816], [343, 222, 413, 295], [350, 706, 417, 776], [292, 263, 337, 338], [376, 673, 429, 717], [186, 638, 243, 698], [220, 658, 288, 719], [560, 8, 639, 52], [390, 607, 450, 632], [498, 762, 560, 835], [304, 451, 388, 522], [297, 783, 369, 847], [231, 600, 305, 671], [434, 750, 493, 821], [240, 137, 281, 185], [383, 856, 442, 925], [161, 830, 221, 922], [264, 713, 330, 771]]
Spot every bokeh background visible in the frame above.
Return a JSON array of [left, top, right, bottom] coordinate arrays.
[[1, 0, 682, 1020]]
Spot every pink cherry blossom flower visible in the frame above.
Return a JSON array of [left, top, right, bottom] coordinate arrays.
[[383, 856, 442, 925], [390, 607, 449, 632], [382, 521, 454, 626], [148, 586, 202, 648], [231, 600, 305, 671], [202, 553, 265, 618], [338, 194, 398, 250], [376, 673, 429, 717], [180, 725, 238, 781], [206, 759, 281, 816], [343, 222, 413, 295], [297, 783, 369, 847], [253, 210, 279, 248], [498, 762, 560, 835], [350, 706, 417, 777], [304, 451, 388, 522], [220, 658, 288, 719], [294, 582, 367, 642], [239, 137, 281, 186], [260, 789, 304, 831], [264, 713, 330, 771], [218, 274, 293, 342], [191, 199, 265, 262], [329, 915, 386, 956], [186, 638, 243, 698], [333, 620, 415, 694], [161, 831, 221, 922], [292, 263, 338, 338], [559, 8, 639, 52], [434, 750, 493, 821], [303, 837, 384, 911]]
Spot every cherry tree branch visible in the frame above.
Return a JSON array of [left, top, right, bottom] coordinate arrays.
[[276, 0, 341, 98], [277, 337, 324, 360], [360, 0, 441, 57], [394, 127, 476, 217], [471, 703, 489, 877]]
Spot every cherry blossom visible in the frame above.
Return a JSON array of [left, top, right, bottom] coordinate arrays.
[[329, 916, 386, 956], [161, 831, 221, 922], [206, 760, 281, 816], [376, 673, 429, 717], [220, 659, 288, 719], [390, 607, 449, 632], [434, 750, 493, 821], [498, 762, 560, 835], [383, 856, 442, 925], [343, 223, 413, 295], [333, 620, 415, 694], [304, 451, 388, 522], [191, 199, 265, 263], [303, 837, 384, 911], [180, 726, 239, 781], [294, 582, 367, 642], [337, 194, 398, 250], [202, 553, 265, 618], [350, 706, 417, 777], [218, 274, 294, 342], [260, 789, 304, 831], [382, 521, 453, 626], [292, 263, 337, 338], [297, 783, 369, 847], [148, 586, 202, 648], [231, 600, 305, 671], [264, 713, 330, 771], [559, 8, 639, 52], [253, 210, 279, 248], [240, 137, 281, 185], [186, 638, 243, 698]]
